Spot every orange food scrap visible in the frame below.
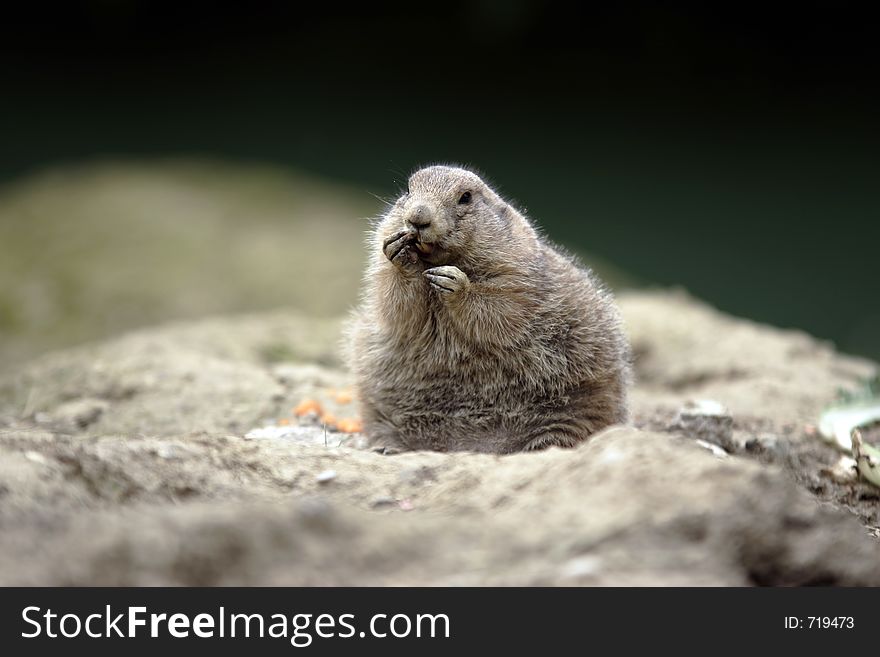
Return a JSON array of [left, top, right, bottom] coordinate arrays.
[[293, 398, 323, 417], [320, 413, 338, 428], [278, 418, 290, 426], [334, 389, 354, 405], [336, 417, 363, 433]]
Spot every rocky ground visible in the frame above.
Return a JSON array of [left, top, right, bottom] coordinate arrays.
[[1, 289, 878, 585]]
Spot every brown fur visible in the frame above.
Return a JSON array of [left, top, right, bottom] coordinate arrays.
[[347, 165, 631, 453]]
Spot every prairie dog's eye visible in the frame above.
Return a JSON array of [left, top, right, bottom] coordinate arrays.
[[458, 191, 472, 205]]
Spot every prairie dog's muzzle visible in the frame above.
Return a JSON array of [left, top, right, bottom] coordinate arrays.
[[404, 202, 434, 231]]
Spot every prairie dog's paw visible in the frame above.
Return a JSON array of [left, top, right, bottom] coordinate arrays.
[[366, 428, 408, 455], [424, 266, 470, 297], [382, 229, 421, 271], [370, 444, 405, 456]]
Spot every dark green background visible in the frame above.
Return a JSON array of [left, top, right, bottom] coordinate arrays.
[[2, 2, 877, 358]]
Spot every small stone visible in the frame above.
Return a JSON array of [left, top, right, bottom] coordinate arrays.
[[244, 424, 327, 446], [50, 398, 109, 433], [671, 399, 734, 451], [558, 555, 602, 580], [822, 455, 858, 483], [743, 433, 787, 458], [315, 469, 337, 484], [24, 451, 49, 465], [371, 495, 397, 508], [695, 439, 728, 459]]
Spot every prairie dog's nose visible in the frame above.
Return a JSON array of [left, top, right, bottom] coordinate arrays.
[[405, 202, 433, 230]]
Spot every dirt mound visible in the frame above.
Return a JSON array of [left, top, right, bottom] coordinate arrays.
[[0, 291, 877, 585]]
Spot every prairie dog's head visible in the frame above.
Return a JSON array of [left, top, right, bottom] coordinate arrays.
[[381, 165, 516, 266]]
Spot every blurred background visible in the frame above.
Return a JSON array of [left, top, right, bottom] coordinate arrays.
[[0, 1, 877, 369]]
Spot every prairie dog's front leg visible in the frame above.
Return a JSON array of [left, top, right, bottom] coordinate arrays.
[[423, 268, 538, 348], [370, 229, 430, 335]]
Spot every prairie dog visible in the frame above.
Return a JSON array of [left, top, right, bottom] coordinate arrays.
[[347, 165, 631, 453]]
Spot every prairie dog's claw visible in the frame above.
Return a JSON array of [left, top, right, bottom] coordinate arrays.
[[383, 230, 420, 269], [383, 230, 413, 251], [423, 266, 470, 296]]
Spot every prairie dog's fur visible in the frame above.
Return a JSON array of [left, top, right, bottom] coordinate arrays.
[[347, 165, 631, 453]]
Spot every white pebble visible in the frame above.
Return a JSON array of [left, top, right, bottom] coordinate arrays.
[[315, 469, 337, 483]]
